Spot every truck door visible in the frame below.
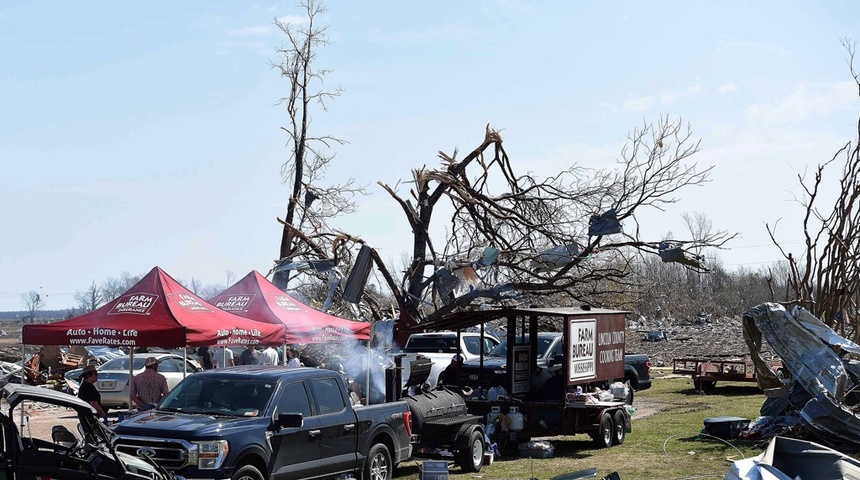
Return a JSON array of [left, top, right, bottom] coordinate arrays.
[[309, 376, 358, 478], [270, 380, 321, 480]]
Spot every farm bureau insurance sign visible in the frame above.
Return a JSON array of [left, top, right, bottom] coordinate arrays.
[[568, 319, 596, 381]]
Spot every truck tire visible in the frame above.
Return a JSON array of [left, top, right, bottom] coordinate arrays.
[[612, 410, 626, 445], [231, 465, 264, 480], [364, 443, 392, 480], [459, 430, 484, 473], [590, 413, 613, 449]]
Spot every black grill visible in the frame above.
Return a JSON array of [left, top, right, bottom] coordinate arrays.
[[114, 436, 190, 469]]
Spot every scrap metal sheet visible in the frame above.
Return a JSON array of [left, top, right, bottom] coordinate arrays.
[[743, 303, 860, 449]]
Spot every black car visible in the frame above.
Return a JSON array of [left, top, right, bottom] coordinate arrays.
[[458, 332, 565, 395]]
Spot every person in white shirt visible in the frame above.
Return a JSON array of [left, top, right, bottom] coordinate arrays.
[[286, 348, 302, 368], [211, 346, 234, 369], [258, 346, 279, 366]]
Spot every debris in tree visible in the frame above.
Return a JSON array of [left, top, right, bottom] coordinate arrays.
[[588, 208, 622, 236], [531, 244, 581, 272], [343, 245, 373, 303], [658, 241, 709, 272]]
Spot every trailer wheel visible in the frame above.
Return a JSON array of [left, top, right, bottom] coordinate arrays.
[[694, 379, 717, 391], [591, 413, 613, 449], [612, 410, 626, 445], [364, 443, 392, 480], [459, 430, 484, 473], [231, 465, 264, 480]]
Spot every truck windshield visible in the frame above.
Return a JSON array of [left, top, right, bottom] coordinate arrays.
[[159, 377, 275, 417], [403, 337, 457, 352], [488, 336, 555, 358]]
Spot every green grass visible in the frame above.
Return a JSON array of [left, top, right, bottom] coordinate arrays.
[[395, 377, 766, 480]]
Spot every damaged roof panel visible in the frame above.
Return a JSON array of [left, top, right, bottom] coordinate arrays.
[[743, 302, 860, 449]]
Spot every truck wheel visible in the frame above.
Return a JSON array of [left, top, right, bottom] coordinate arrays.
[[590, 413, 613, 449], [612, 410, 626, 445], [364, 443, 392, 480], [459, 430, 484, 473], [231, 465, 264, 480]]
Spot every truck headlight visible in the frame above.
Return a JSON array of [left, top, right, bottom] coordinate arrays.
[[190, 440, 229, 470]]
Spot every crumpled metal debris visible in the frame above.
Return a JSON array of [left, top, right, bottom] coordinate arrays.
[[743, 302, 860, 450], [726, 435, 860, 480]]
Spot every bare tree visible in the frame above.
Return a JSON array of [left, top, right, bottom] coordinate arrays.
[[74, 280, 104, 313], [198, 283, 226, 301], [374, 118, 736, 334], [271, 0, 366, 273], [21, 290, 45, 323], [767, 39, 860, 336], [225, 270, 236, 288], [102, 272, 142, 302]]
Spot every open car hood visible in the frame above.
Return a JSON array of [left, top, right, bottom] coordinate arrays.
[[2, 383, 96, 415]]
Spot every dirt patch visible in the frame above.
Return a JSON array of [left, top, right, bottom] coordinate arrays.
[[630, 394, 671, 420]]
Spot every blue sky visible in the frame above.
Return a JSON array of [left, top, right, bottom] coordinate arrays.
[[2, 1, 858, 311]]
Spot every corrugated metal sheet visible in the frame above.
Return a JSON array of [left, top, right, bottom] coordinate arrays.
[[743, 303, 860, 450]]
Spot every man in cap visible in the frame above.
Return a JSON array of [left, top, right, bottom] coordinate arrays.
[[130, 356, 169, 410], [440, 354, 464, 388], [78, 364, 109, 423]]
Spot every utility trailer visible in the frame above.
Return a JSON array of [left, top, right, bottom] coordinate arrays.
[[673, 357, 788, 391], [406, 306, 633, 450]]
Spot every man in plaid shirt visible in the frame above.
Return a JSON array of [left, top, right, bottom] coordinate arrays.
[[131, 357, 169, 410]]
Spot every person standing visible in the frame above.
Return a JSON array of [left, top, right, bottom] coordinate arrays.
[[258, 345, 279, 365], [239, 345, 259, 365], [130, 357, 169, 410], [197, 346, 213, 370], [286, 348, 302, 368], [211, 345, 234, 369], [78, 365, 109, 423]]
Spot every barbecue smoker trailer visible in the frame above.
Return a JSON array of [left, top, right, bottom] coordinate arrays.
[[408, 306, 632, 449]]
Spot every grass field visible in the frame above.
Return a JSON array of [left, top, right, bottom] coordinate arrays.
[[396, 376, 767, 480]]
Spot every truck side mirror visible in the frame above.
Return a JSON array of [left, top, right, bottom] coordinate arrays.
[[549, 354, 564, 366], [275, 412, 303, 429]]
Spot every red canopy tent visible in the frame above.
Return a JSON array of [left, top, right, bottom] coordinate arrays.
[[211, 271, 371, 344], [22, 267, 286, 348]]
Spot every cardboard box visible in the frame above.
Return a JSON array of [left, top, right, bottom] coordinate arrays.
[[419, 460, 448, 480]]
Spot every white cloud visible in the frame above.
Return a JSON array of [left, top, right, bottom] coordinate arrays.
[[745, 81, 858, 125], [227, 25, 271, 36], [277, 15, 306, 25], [660, 90, 679, 104], [684, 85, 703, 97], [717, 82, 738, 94], [623, 95, 654, 112]]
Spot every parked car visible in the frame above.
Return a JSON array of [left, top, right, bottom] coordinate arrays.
[[400, 331, 500, 388], [65, 353, 202, 408]]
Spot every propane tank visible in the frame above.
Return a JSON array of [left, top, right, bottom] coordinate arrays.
[[508, 406, 524, 432], [487, 405, 501, 425]]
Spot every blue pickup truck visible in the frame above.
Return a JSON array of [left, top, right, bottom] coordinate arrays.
[[112, 366, 412, 480]]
